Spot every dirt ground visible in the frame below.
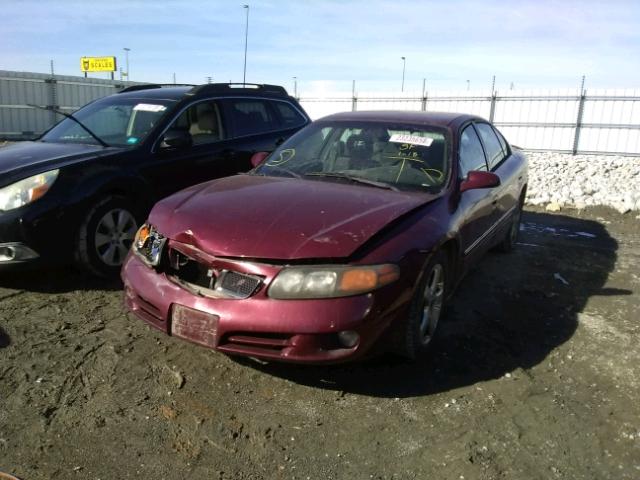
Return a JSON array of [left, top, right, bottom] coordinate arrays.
[[1, 207, 639, 480]]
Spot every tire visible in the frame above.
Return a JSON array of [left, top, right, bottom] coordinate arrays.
[[393, 251, 448, 360], [496, 201, 523, 253], [75, 195, 141, 277]]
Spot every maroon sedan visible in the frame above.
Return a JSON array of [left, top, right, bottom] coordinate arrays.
[[121, 111, 527, 364]]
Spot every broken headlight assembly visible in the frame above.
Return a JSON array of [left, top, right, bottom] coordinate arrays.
[[0, 169, 59, 212], [268, 264, 400, 299], [133, 223, 166, 267]]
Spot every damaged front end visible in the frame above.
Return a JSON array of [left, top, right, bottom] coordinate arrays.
[[122, 225, 402, 364]]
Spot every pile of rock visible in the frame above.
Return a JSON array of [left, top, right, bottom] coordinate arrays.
[[524, 151, 640, 213]]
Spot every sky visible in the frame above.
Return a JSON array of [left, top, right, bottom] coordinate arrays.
[[1, 0, 639, 95]]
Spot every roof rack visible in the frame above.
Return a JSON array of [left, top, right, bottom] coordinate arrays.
[[118, 84, 196, 93], [188, 83, 289, 97]]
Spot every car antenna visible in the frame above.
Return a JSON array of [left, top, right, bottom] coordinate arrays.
[[27, 104, 110, 148]]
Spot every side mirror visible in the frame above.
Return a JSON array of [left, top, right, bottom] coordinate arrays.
[[460, 171, 500, 193], [250, 151, 270, 168], [160, 129, 192, 149]]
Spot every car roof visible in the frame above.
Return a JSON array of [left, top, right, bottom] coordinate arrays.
[[319, 110, 485, 129], [115, 86, 192, 101], [114, 83, 294, 102]]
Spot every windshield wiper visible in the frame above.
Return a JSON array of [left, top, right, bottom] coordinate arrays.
[[305, 172, 398, 191], [256, 166, 301, 178], [28, 104, 110, 147]]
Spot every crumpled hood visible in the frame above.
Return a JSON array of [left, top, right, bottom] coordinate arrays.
[[150, 174, 437, 260], [0, 141, 117, 186]]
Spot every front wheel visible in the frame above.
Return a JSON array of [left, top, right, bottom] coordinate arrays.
[[75, 196, 141, 277], [394, 251, 448, 360]]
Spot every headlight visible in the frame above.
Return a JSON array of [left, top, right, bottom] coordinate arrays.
[[133, 223, 166, 267], [0, 170, 59, 211], [268, 264, 399, 299]]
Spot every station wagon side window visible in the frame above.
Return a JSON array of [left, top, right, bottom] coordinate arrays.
[[459, 125, 488, 178], [169, 100, 225, 145], [475, 123, 505, 170], [271, 101, 307, 129], [229, 99, 277, 137]]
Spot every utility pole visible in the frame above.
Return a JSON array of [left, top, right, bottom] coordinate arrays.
[[123, 47, 131, 80], [242, 5, 249, 83], [401, 56, 406, 92], [293, 76, 297, 97]]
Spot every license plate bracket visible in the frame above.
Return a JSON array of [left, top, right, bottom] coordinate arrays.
[[171, 304, 219, 348]]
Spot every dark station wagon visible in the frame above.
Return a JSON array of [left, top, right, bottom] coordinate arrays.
[[122, 110, 528, 364], [0, 83, 310, 275]]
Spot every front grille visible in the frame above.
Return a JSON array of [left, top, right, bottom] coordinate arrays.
[[167, 248, 262, 299], [217, 271, 261, 298]]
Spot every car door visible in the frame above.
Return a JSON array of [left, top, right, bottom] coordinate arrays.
[[456, 123, 498, 262], [474, 122, 519, 239], [144, 99, 242, 199]]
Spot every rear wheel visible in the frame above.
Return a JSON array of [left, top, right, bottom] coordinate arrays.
[[496, 201, 523, 253], [76, 196, 140, 277], [394, 251, 448, 359]]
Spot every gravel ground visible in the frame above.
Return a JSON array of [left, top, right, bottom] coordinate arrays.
[[524, 151, 640, 213], [1, 206, 639, 479]]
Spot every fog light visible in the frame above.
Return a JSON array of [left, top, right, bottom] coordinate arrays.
[[0, 243, 39, 262], [337, 330, 359, 348], [0, 246, 14, 261]]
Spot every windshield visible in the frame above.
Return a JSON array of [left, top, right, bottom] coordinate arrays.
[[41, 97, 175, 147], [254, 121, 449, 191]]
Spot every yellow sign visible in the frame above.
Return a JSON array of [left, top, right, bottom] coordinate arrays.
[[80, 56, 117, 72]]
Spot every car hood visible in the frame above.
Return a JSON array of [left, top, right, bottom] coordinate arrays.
[[0, 141, 118, 186], [150, 174, 438, 260]]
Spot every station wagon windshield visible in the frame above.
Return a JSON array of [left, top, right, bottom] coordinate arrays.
[[254, 121, 449, 191], [41, 97, 175, 147]]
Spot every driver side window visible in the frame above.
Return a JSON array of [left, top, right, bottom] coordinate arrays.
[[459, 125, 488, 178], [169, 101, 225, 145]]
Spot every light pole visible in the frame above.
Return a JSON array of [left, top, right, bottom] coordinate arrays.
[[242, 5, 249, 83], [466, 79, 470, 91], [401, 56, 406, 92], [123, 47, 131, 80], [293, 76, 297, 97]]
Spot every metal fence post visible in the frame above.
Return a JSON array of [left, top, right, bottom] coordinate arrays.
[[46, 60, 58, 126], [573, 76, 586, 155], [45, 78, 58, 125], [489, 91, 497, 122], [351, 80, 357, 112]]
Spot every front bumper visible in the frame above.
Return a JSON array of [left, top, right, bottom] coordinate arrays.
[[0, 196, 75, 270], [121, 252, 399, 364]]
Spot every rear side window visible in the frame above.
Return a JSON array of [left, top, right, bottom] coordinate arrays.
[[272, 101, 306, 129], [475, 123, 505, 170], [229, 99, 277, 137], [459, 125, 488, 177], [493, 126, 509, 157]]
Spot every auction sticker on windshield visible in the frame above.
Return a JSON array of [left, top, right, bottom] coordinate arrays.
[[389, 134, 434, 147], [133, 103, 167, 112]]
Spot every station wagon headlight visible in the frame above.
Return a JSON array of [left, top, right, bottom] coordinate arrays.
[[133, 223, 166, 267], [0, 169, 59, 211], [268, 264, 400, 299]]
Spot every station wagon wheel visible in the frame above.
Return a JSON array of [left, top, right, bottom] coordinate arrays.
[[94, 209, 137, 266], [76, 195, 142, 277]]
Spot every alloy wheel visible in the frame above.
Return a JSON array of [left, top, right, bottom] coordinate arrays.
[[94, 208, 137, 266], [419, 263, 444, 345]]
